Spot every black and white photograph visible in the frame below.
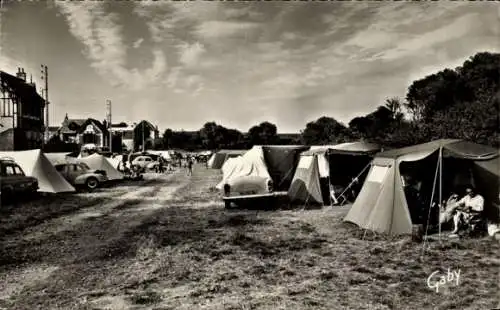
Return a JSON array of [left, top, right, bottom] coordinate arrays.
[[0, 1, 499, 309]]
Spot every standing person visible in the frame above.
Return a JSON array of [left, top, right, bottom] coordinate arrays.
[[187, 157, 194, 176], [158, 158, 164, 173]]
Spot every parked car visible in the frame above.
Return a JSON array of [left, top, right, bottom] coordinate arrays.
[[54, 162, 108, 190], [0, 157, 39, 201], [223, 176, 273, 197], [131, 156, 157, 170]]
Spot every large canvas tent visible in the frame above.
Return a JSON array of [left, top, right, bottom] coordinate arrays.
[[216, 146, 271, 190], [0, 150, 75, 193], [344, 139, 499, 235], [288, 141, 380, 205], [78, 153, 123, 180], [207, 150, 247, 169]]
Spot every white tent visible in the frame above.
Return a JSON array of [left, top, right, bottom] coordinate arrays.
[[216, 146, 271, 190], [0, 149, 75, 193], [79, 153, 123, 180], [107, 155, 122, 170]]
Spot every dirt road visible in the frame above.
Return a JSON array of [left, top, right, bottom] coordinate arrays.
[[0, 167, 221, 310]]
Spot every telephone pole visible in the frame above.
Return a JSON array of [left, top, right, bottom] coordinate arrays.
[[106, 100, 112, 153], [40, 65, 49, 143]]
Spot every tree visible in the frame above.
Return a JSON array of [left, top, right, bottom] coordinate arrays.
[[302, 117, 350, 145], [199, 122, 219, 150], [247, 122, 278, 146]]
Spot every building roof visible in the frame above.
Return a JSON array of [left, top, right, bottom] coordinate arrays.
[[0, 71, 45, 107], [77, 118, 107, 134]]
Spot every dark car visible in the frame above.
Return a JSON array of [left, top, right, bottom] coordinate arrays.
[[0, 157, 38, 201]]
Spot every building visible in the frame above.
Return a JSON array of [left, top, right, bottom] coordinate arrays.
[[56, 114, 108, 149], [0, 68, 45, 151], [110, 122, 135, 151], [135, 120, 160, 151]]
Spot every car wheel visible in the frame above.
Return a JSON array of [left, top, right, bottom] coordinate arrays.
[[86, 177, 99, 190]]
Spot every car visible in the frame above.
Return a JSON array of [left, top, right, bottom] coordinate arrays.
[[223, 175, 274, 197], [0, 157, 39, 201], [54, 162, 108, 191], [131, 156, 157, 170]]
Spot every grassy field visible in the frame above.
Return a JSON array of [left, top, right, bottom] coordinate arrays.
[[0, 165, 499, 310]]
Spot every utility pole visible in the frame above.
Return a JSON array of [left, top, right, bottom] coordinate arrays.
[[40, 65, 49, 143], [106, 99, 112, 153], [142, 121, 145, 152]]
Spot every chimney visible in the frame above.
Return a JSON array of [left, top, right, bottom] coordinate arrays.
[[16, 67, 27, 81]]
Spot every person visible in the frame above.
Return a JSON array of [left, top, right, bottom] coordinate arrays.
[[187, 157, 193, 176], [158, 158, 164, 173], [451, 186, 484, 234]]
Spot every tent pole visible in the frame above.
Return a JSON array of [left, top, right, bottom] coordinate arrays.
[[438, 146, 443, 243]]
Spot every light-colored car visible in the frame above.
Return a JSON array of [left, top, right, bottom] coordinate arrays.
[[55, 162, 108, 190], [131, 156, 157, 169], [223, 176, 273, 197]]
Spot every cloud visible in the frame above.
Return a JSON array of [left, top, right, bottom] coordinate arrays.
[[133, 38, 144, 49], [196, 21, 259, 39], [178, 42, 206, 68], [56, 2, 168, 91]]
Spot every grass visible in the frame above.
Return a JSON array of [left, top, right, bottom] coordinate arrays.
[[0, 165, 498, 310]]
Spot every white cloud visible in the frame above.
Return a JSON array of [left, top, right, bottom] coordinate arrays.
[[196, 21, 259, 39], [133, 38, 144, 49], [56, 2, 168, 91], [178, 42, 206, 68]]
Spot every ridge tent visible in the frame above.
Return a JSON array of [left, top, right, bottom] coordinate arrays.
[[208, 150, 247, 169], [288, 141, 380, 206], [79, 153, 123, 180], [0, 149, 75, 193], [216, 146, 271, 190], [344, 139, 499, 235]]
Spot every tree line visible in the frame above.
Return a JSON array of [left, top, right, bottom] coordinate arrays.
[[155, 52, 499, 151]]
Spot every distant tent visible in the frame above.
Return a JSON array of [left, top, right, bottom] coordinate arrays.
[[208, 150, 247, 169], [288, 141, 380, 206], [79, 153, 123, 180], [216, 146, 271, 190], [0, 150, 75, 193], [344, 139, 499, 235]]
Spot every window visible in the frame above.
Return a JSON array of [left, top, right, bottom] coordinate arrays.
[[55, 165, 65, 172], [145, 158, 151, 162], [5, 165, 15, 175], [79, 163, 90, 170], [13, 165, 25, 176]]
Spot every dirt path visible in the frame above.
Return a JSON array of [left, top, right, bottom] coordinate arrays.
[[0, 169, 194, 309]]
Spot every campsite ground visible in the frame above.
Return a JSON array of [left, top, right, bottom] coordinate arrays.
[[0, 164, 499, 310]]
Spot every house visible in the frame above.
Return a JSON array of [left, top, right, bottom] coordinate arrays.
[[58, 114, 87, 143], [76, 118, 108, 149], [110, 122, 135, 151], [0, 68, 45, 151], [134, 120, 160, 151]]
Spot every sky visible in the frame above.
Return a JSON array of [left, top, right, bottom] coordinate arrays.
[[0, 1, 498, 133]]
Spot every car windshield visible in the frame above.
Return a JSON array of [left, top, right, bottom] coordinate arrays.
[[13, 165, 25, 175], [79, 163, 91, 170]]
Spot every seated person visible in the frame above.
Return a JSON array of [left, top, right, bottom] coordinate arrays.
[[451, 186, 484, 234]]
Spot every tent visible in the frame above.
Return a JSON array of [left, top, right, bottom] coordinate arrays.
[[0, 149, 75, 193], [260, 145, 310, 191], [288, 141, 380, 205], [107, 155, 123, 170], [216, 146, 271, 190], [78, 153, 123, 180], [208, 150, 247, 169], [344, 139, 499, 235]]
